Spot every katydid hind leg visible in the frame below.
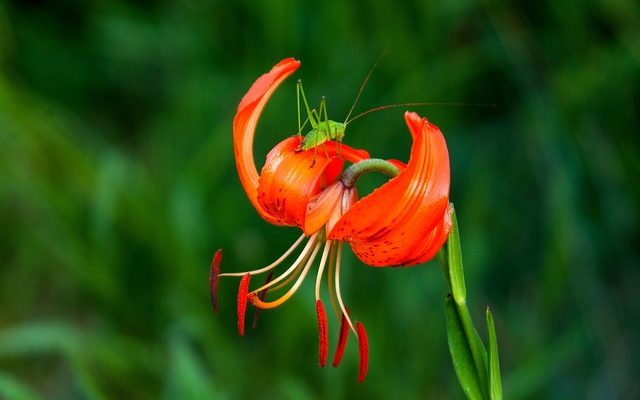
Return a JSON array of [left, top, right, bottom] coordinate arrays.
[[296, 80, 302, 136]]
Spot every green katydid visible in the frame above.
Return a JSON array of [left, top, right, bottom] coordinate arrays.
[[294, 56, 381, 153]]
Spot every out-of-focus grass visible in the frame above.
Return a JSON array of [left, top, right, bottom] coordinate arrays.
[[0, 0, 638, 398]]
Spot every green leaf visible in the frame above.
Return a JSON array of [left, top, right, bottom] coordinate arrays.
[[486, 308, 503, 400], [447, 204, 466, 304], [456, 301, 489, 397], [0, 323, 79, 357], [445, 294, 484, 400], [437, 247, 451, 288]]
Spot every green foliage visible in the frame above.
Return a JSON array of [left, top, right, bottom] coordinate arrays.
[[1, 0, 639, 398], [447, 204, 466, 304], [445, 295, 484, 400], [441, 205, 496, 399], [486, 308, 503, 400]]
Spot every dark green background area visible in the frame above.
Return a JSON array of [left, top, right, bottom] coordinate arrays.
[[1, 0, 638, 398]]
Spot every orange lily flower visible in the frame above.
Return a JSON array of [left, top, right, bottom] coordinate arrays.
[[211, 58, 451, 383]]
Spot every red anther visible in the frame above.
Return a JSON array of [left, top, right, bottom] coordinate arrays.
[[237, 273, 251, 336], [356, 321, 369, 383], [316, 300, 328, 367], [209, 249, 222, 314], [252, 271, 274, 329], [332, 313, 350, 367]]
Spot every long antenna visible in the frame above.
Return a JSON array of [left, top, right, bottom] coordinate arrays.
[[345, 102, 496, 126], [343, 51, 386, 124]]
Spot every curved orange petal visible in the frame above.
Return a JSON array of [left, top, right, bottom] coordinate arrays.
[[233, 58, 301, 224], [257, 136, 344, 228], [328, 186, 357, 235], [328, 112, 451, 267]]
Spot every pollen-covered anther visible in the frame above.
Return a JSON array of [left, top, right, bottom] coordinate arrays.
[[356, 321, 369, 383], [332, 312, 350, 367], [209, 249, 222, 314], [237, 273, 251, 336], [316, 300, 329, 367]]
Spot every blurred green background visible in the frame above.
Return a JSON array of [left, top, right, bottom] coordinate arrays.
[[1, 0, 638, 398]]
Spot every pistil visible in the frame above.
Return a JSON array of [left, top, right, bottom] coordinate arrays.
[[340, 158, 400, 188]]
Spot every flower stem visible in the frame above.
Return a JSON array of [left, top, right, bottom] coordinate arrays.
[[340, 158, 400, 188]]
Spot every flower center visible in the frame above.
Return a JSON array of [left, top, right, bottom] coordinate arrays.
[[216, 182, 370, 381]]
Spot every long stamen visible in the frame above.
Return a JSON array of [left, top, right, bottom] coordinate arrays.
[[327, 244, 341, 320], [250, 241, 322, 309], [315, 240, 332, 300], [209, 249, 222, 314], [356, 322, 369, 383], [316, 300, 328, 367], [262, 234, 320, 293], [265, 256, 307, 293], [237, 273, 251, 336], [334, 242, 356, 334], [332, 311, 350, 367], [250, 234, 317, 294], [314, 240, 332, 369], [219, 233, 307, 277]]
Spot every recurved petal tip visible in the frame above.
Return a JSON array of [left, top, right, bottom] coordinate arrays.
[[233, 58, 301, 225]]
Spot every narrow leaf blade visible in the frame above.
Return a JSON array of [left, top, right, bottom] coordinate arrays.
[[486, 308, 503, 400], [445, 294, 484, 400], [447, 204, 466, 304]]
